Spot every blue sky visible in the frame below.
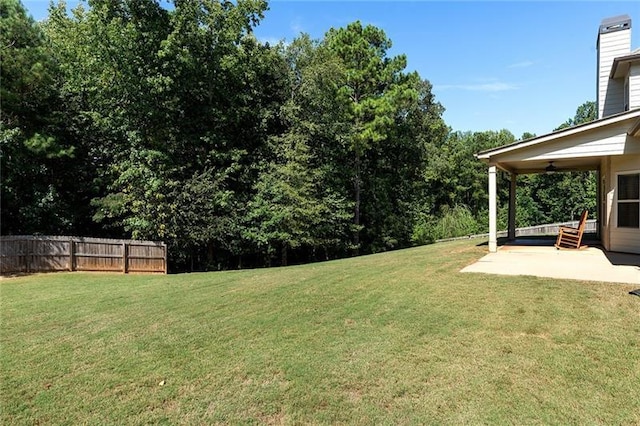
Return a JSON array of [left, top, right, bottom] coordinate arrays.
[[23, 1, 640, 138]]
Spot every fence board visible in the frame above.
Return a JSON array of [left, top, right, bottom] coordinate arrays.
[[0, 236, 166, 274]]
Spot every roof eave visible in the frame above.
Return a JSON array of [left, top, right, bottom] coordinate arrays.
[[476, 108, 640, 161], [610, 53, 640, 79], [629, 116, 640, 137]]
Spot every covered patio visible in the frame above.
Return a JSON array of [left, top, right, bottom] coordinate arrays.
[[461, 237, 640, 284], [463, 109, 640, 284], [476, 109, 640, 255]]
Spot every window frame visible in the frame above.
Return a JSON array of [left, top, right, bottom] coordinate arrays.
[[616, 171, 640, 229]]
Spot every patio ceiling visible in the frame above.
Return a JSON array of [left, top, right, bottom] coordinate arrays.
[[496, 157, 603, 175]]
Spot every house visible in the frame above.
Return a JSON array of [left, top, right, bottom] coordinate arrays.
[[476, 15, 640, 255]]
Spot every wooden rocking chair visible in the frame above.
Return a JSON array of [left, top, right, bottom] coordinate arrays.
[[555, 210, 588, 249]]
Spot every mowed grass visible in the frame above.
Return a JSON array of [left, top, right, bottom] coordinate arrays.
[[1, 239, 639, 424]]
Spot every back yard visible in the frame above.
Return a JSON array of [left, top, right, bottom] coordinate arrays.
[[1, 239, 639, 424]]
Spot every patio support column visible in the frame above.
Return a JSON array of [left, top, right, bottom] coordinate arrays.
[[596, 167, 601, 239], [488, 165, 498, 252], [508, 173, 516, 240]]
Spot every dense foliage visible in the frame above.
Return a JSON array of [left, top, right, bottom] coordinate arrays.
[[1, 0, 597, 270]]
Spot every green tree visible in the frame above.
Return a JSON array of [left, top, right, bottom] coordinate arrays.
[[1, 0, 81, 235], [6, 2, 453, 269], [243, 35, 355, 266], [45, 0, 281, 269], [556, 101, 597, 130], [246, 135, 324, 266], [361, 74, 447, 251], [45, 0, 176, 240], [325, 21, 417, 249], [423, 130, 515, 213], [413, 129, 517, 240]]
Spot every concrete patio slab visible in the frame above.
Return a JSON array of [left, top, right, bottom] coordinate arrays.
[[461, 243, 640, 284]]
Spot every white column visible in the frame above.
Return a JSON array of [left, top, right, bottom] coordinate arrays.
[[488, 165, 498, 252], [508, 173, 516, 240], [595, 167, 601, 240]]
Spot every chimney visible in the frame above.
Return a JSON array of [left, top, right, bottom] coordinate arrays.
[[597, 15, 631, 119]]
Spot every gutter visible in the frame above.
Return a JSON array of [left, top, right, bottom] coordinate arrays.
[[628, 116, 640, 137]]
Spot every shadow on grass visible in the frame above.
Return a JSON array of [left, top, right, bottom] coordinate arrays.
[[0, 272, 36, 279]]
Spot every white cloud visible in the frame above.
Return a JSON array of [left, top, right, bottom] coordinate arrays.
[[434, 82, 518, 92], [259, 37, 289, 47], [291, 18, 304, 34], [508, 60, 534, 69]]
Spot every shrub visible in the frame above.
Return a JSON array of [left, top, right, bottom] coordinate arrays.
[[412, 205, 479, 244]]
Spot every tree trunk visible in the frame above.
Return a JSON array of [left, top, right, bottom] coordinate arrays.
[[207, 241, 215, 269], [354, 150, 361, 248], [281, 245, 288, 267]]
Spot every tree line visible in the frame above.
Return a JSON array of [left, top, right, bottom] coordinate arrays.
[[1, 0, 596, 271]]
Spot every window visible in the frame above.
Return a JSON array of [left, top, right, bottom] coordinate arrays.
[[617, 173, 640, 228]]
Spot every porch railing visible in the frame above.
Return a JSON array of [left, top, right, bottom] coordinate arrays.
[[437, 219, 597, 243]]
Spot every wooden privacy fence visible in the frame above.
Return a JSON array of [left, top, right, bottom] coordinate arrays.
[[0, 236, 167, 274]]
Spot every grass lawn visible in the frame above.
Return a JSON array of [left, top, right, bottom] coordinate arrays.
[[1, 239, 639, 424]]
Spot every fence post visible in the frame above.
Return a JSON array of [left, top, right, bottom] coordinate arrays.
[[163, 243, 168, 274], [122, 242, 128, 274], [69, 238, 74, 272]]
